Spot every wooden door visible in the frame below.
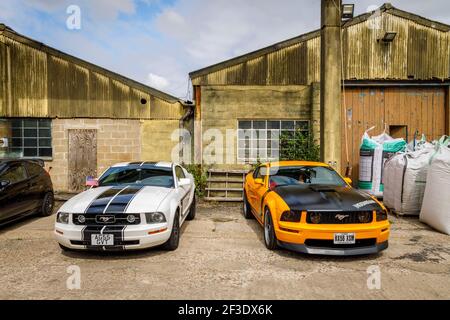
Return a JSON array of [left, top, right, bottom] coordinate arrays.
[[68, 129, 97, 192], [341, 86, 446, 184]]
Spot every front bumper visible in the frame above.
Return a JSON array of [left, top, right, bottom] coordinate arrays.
[[275, 219, 390, 256], [278, 240, 388, 256], [54, 222, 170, 251]]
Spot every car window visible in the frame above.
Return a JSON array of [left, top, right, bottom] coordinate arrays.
[[175, 166, 185, 181], [269, 166, 346, 187], [1, 164, 27, 184], [99, 167, 174, 188], [26, 162, 43, 177]]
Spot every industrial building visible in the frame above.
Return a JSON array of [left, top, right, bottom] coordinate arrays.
[[0, 24, 192, 193], [190, 3, 450, 184]]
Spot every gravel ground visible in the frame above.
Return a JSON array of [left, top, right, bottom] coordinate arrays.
[[0, 201, 449, 300]]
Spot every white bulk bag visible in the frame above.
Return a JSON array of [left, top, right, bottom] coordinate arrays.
[[420, 141, 450, 234], [383, 146, 434, 215]]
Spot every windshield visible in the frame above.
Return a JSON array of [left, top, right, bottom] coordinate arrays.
[[268, 166, 347, 187], [99, 167, 174, 188]]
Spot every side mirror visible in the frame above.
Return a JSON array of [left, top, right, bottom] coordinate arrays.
[[178, 178, 191, 187], [344, 177, 352, 185], [0, 180, 10, 188], [254, 178, 264, 185], [86, 177, 99, 188]]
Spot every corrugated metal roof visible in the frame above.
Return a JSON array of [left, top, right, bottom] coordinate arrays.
[[0, 23, 179, 104], [190, 3, 450, 83]]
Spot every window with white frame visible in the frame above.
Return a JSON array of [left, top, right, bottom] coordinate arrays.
[[237, 120, 309, 164]]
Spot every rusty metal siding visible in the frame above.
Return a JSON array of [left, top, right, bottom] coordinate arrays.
[[191, 12, 450, 86], [0, 35, 182, 120]]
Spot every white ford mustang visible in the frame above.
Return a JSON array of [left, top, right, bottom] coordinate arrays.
[[55, 162, 196, 251]]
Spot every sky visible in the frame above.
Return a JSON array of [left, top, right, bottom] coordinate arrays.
[[0, 0, 449, 99]]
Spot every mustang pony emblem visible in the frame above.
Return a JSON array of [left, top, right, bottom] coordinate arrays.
[[97, 216, 115, 223], [335, 214, 350, 221]]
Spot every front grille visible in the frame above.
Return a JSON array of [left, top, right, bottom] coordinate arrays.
[[305, 238, 377, 249], [72, 214, 141, 226], [306, 211, 373, 224]]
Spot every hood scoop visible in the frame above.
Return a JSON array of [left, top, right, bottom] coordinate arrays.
[[309, 186, 337, 192]]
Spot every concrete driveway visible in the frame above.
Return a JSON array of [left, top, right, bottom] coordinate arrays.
[[0, 201, 449, 299]]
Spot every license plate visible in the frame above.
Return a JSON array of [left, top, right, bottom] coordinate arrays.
[[334, 233, 355, 244], [91, 234, 114, 246]]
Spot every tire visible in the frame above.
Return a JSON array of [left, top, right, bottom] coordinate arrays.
[[186, 195, 196, 221], [40, 192, 54, 217], [264, 207, 278, 250], [163, 211, 180, 251], [242, 191, 254, 219]]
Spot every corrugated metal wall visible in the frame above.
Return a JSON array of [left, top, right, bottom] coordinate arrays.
[[0, 35, 183, 120], [191, 12, 450, 85]]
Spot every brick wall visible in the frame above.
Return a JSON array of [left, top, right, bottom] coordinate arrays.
[[48, 118, 141, 192]]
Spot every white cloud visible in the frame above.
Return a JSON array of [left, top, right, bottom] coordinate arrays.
[[146, 73, 170, 90]]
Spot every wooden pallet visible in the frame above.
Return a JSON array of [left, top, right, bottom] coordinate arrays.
[[204, 169, 247, 202]]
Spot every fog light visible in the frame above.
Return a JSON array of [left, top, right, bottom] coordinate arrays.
[[358, 211, 372, 223], [127, 215, 136, 224], [77, 215, 86, 224], [310, 212, 321, 224]]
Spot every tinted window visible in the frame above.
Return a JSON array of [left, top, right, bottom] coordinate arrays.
[[99, 167, 174, 188], [269, 166, 346, 187], [26, 162, 43, 177], [1, 164, 27, 184]]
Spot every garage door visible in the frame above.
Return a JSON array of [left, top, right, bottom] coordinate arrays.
[[341, 86, 447, 184]]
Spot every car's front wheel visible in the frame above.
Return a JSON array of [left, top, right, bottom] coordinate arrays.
[[40, 192, 54, 217], [163, 211, 180, 251], [243, 191, 253, 219], [264, 207, 278, 250]]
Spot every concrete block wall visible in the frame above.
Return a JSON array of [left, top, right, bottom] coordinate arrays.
[[48, 118, 141, 192]]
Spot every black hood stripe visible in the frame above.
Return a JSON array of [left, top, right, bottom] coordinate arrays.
[[107, 186, 144, 213], [85, 186, 144, 214]]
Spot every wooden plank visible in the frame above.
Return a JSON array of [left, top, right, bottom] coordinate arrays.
[[68, 129, 97, 193]]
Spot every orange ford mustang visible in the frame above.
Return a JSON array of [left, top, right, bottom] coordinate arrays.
[[243, 161, 390, 256]]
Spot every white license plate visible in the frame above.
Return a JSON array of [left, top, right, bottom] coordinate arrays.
[[91, 234, 114, 246], [334, 233, 356, 244]]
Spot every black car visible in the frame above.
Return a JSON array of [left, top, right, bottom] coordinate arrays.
[[0, 159, 54, 225]]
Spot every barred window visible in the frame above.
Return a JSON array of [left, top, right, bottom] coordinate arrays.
[[237, 120, 309, 164], [9, 119, 52, 158]]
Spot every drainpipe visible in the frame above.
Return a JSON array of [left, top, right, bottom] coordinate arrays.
[[179, 100, 195, 164], [320, 0, 342, 173]]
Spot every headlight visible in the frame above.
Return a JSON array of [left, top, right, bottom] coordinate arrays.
[[145, 212, 166, 224], [56, 212, 70, 224], [309, 212, 322, 224], [280, 210, 301, 222], [376, 210, 388, 221], [358, 211, 373, 223]]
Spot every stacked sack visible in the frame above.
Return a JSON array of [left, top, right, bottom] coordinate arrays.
[[383, 136, 434, 216], [420, 136, 450, 235], [358, 127, 406, 197]]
